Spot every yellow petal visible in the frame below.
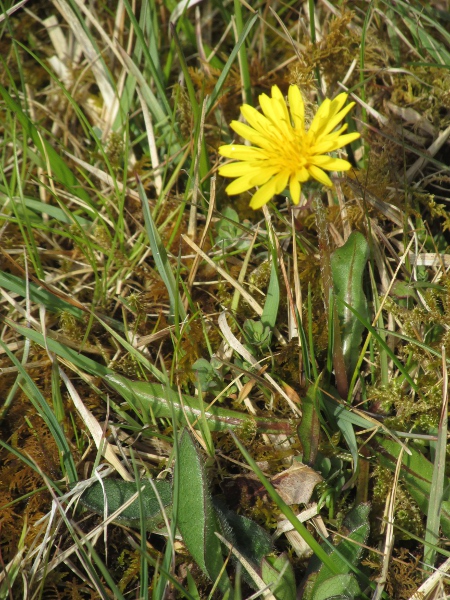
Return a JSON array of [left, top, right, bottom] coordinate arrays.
[[313, 131, 359, 153], [308, 124, 346, 148], [273, 171, 289, 194], [249, 179, 278, 209], [289, 176, 301, 205], [249, 167, 280, 186], [223, 166, 280, 194], [308, 165, 333, 186], [309, 155, 352, 171], [329, 131, 360, 149], [318, 102, 356, 137], [231, 121, 274, 150], [225, 175, 256, 195], [329, 93, 348, 117], [321, 123, 349, 141], [241, 104, 273, 135], [308, 99, 331, 136], [219, 162, 260, 177], [270, 87, 291, 128], [259, 92, 275, 121], [295, 167, 310, 182], [309, 140, 339, 154], [288, 85, 304, 131], [259, 91, 290, 138], [219, 144, 266, 160], [271, 85, 283, 100]]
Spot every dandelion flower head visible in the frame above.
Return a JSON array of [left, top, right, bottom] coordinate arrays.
[[218, 85, 360, 210]]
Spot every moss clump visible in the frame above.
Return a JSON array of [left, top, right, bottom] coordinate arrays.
[[371, 466, 423, 540]]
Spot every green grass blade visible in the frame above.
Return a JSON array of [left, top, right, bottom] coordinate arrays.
[[374, 437, 450, 536], [205, 12, 258, 114], [340, 300, 421, 398], [136, 176, 187, 324], [233, 0, 252, 105], [6, 320, 112, 377], [0, 271, 84, 318], [0, 84, 91, 203], [0, 339, 77, 483], [121, 0, 174, 120], [423, 354, 448, 569]]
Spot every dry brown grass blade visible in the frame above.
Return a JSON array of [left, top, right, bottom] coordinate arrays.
[[64, 152, 141, 202], [406, 124, 450, 184], [345, 178, 404, 228], [218, 312, 301, 418], [136, 86, 163, 196], [182, 233, 264, 315], [408, 556, 450, 600], [32, 480, 146, 582], [59, 369, 133, 481], [53, 0, 115, 108], [373, 446, 404, 600]]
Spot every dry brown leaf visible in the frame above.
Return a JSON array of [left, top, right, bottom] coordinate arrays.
[[271, 463, 323, 505]]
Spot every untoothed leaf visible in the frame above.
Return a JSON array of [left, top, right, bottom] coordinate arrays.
[[213, 497, 272, 587], [312, 573, 361, 600], [303, 503, 370, 600], [261, 553, 296, 600], [331, 231, 369, 379], [78, 478, 172, 530], [297, 385, 321, 465], [177, 429, 231, 593]]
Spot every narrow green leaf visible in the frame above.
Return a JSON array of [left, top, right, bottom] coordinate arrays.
[[186, 571, 201, 600], [374, 438, 450, 537], [424, 389, 448, 569], [0, 84, 91, 203], [261, 259, 280, 332], [0, 338, 78, 483], [0, 270, 84, 319], [121, 0, 174, 119], [136, 176, 186, 323], [205, 13, 258, 115], [297, 386, 320, 465], [340, 300, 421, 397], [331, 232, 369, 379], [7, 320, 112, 377], [105, 373, 294, 435], [321, 389, 374, 430], [8, 195, 94, 226], [177, 429, 230, 593]]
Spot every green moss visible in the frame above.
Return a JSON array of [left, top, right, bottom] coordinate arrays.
[[372, 467, 423, 540]]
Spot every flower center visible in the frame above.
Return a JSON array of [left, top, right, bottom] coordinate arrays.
[[267, 127, 309, 171]]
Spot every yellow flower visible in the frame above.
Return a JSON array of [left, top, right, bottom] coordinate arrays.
[[218, 85, 360, 210]]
